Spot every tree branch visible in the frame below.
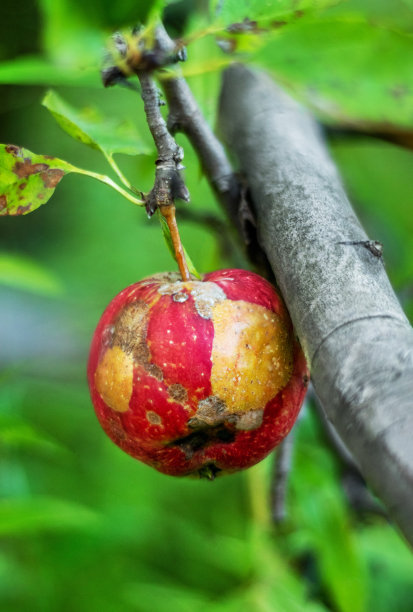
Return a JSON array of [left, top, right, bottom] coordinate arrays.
[[136, 69, 190, 281], [218, 64, 413, 546], [154, 25, 242, 234], [271, 432, 295, 524]]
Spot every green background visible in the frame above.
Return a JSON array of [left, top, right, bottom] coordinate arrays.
[[1, 1, 413, 610]]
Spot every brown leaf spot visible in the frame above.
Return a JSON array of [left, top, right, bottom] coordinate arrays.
[[146, 410, 163, 425], [227, 18, 261, 34], [168, 383, 188, 403], [5, 144, 20, 156], [15, 204, 32, 215], [0, 195, 7, 211], [18, 182, 27, 190], [271, 20, 287, 29], [13, 159, 49, 178], [41, 168, 65, 188]]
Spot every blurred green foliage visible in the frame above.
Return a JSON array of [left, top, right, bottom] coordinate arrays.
[[1, 0, 413, 610]]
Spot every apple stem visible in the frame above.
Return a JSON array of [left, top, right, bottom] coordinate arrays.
[[160, 204, 190, 281]]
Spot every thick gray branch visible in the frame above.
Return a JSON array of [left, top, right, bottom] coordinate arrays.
[[219, 64, 413, 545]]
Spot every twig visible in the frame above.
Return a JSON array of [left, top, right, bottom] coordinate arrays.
[[135, 69, 190, 280], [270, 432, 295, 524], [312, 394, 387, 517], [154, 24, 243, 235]]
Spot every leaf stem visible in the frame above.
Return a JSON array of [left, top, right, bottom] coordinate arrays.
[[102, 151, 140, 195], [160, 204, 190, 281], [71, 167, 144, 206]]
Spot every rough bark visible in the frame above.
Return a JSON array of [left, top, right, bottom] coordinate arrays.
[[219, 64, 413, 546]]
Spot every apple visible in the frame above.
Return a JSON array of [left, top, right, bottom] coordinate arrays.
[[87, 269, 309, 478]]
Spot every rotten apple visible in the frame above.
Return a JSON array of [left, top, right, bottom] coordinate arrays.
[[87, 269, 308, 478]]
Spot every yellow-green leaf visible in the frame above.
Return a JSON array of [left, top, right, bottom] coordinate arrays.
[[0, 144, 74, 215]]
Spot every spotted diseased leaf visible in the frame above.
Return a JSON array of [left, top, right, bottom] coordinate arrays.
[[0, 145, 74, 216], [211, 0, 340, 28], [42, 90, 151, 157], [254, 19, 413, 131]]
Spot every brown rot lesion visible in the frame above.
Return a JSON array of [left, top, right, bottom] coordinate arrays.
[[188, 394, 264, 432], [169, 424, 236, 459], [167, 383, 188, 403]]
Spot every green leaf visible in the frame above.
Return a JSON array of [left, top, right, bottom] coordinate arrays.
[[0, 497, 99, 536], [358, 524, 413, 612], [211, 0, 340, 27], [158, 211, 201, 279], [0, 253, 63, 295], [0, 143, 144, 214], [42, 90, 152, 157], [289, 409, 368, 612], [254, 18, 413, 129], [0, 144, 74, 215], [0, 56, 100, 87], [0, 415, 64, 455]]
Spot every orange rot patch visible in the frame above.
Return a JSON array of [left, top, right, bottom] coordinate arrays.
[[95, 346, 133, 412], [210, 300, 293, 413]]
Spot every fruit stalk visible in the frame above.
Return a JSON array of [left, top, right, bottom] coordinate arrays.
[[159, 204, 190, 281]]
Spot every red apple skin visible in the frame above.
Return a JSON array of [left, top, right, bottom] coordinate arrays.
[[87, 269, 309, 478]]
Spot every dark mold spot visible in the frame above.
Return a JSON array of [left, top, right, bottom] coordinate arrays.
[[303, 374, 309, 387], [216, 428, 235, 443], [168, 383, 188, 403], [171, 425, 236, 459]]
